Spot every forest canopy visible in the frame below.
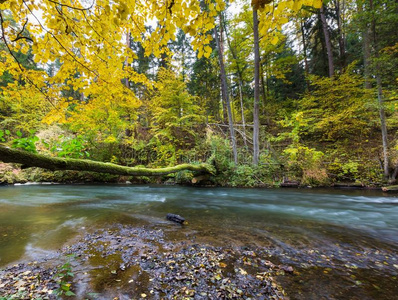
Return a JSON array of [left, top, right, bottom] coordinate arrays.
[[0, 0, 397, 186]]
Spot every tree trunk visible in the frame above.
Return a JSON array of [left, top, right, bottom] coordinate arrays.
[[335, 0, 346, 69], [238, 80, 248, 147], [253, 7, 260, 165], [125, 31, 130, 87], [357, 0, 372, 88], [369, 0, 389, 179], [377, 75, 389, 178], [214, 25, 238, 165], [221, 13, 248, 148], [320, 5, 334, 77], [363, 29, 372, 88], [300, 19, 311, 92], [0, 146, 215, 176], [219, 16, 228, 124]]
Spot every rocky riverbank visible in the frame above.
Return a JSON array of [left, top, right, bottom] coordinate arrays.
[[0, 224, 289, 299]]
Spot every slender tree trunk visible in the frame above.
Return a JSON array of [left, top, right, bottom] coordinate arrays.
[[335, 0, 346, 69], [300, 19, 311, 92], [260, 62, 267, 107], [320, 5, 334, 77], [214, 25, 238, 165], [357, 0, 372, 88], [219, 16, 229, 124], [363, 31, 372, 88], [260, 61, 270, 125], [377, 75, 389, 178], [125, 31, 130, 87], [369, 0, 389, 178], [253, 7, 260, 165], [238, 80, 248, 147], [221, 13, 248, 147]]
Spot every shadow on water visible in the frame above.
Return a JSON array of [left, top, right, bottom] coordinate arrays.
[[0, 184, 397, 299]]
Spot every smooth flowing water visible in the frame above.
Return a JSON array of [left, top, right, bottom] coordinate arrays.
[[0, 184, 397, 299]]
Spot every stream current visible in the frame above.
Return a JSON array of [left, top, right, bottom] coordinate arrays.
[[0, 184, 397, 299]]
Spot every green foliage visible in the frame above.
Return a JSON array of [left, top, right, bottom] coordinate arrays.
[[283, 145, 329, 185], [54, 255, 75, 297], [148, 68, 205, 166], [328, 158, 360, 182], [230, 165, 257, 187], [1, 129, 40, 153], [151, 139, 178, 166], [174, 170, 194, 184], [298, 64, 375, 142], [11, 131, 39, 153], [0, 129, 10, 142], [48, 135, 90, 158], [0, 91, 48, 134], [205, 129, 234, 173]]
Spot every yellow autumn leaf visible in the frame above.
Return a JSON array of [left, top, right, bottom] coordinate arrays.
[[271, 36, 279, 45], [312, 0, 323, 9]]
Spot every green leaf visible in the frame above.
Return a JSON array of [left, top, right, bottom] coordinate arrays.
[[65, 290, 75, 296]]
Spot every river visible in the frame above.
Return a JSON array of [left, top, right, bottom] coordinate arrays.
[[0, 184, 397, 299]]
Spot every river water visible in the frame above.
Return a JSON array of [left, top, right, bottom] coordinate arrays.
[[0, 184, 397, 299]]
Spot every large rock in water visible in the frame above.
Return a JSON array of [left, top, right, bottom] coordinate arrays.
[[166, 213, 185, 224]]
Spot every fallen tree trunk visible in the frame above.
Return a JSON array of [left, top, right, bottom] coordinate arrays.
[[381, 185, 398, 192], [0, 145, 215, 176]]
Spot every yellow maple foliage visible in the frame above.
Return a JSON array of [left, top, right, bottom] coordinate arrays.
[[256, 0, 323, 47], [0, 0, 226, 129]]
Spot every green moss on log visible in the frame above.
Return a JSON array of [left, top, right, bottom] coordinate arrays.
[[0, 145, 215, 176], [381, 185, 398, 192]]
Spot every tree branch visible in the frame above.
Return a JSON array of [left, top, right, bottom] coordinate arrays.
[[0, 11, 56, 108], [11, 19, 33, 42], [45, 0, 94, 11]]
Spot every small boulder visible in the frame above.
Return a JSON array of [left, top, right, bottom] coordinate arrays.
[[166, 213, 186, 224]]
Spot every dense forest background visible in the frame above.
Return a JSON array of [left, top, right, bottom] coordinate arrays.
[[0, 0, 397, 186]]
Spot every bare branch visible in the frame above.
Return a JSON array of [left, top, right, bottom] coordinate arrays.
[[45, 0, 94, 11], [11, 18, 33, 43]]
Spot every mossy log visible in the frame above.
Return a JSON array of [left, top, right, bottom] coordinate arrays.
[[0, 145, 215, 176], [382, 185, 398, 192]]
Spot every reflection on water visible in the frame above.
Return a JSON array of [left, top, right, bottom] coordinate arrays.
[[0, 185, 398, 267]]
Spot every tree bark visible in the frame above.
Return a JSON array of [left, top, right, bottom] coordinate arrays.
[[369, 0, 389, 179], [125, 31, 130, 87], [253, 7, 260, 165], [221, 13, 248, 148], [237, 80, 248, 147], [357, 0, 372, 88], [214, 23, 238, 165], [219, 17, 228, 124], [334, 0, 346, 69], [300, 19, 311, 92], [377, 75, 389, 178], [0, 146, 215, 176], [320, 5, 334, 77]]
